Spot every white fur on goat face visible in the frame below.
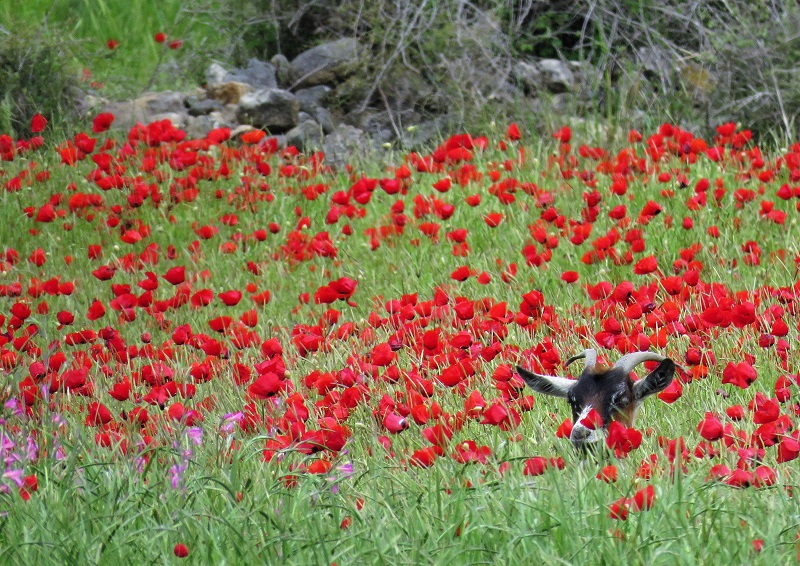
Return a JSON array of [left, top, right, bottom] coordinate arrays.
[[516, 350, 676, 450]]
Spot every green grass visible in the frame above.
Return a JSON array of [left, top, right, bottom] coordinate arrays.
[[0, 118, 798, 565], [0, 0, 219, 97]]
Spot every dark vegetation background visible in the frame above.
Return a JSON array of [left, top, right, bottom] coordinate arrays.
[[2, 0, 799, 143]]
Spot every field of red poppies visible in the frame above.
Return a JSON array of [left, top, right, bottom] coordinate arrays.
[[0, 115, 799, 563]]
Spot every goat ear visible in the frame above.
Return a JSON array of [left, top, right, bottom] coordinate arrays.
[[632, 359, 676, 400], [516, 366, 574, 398]]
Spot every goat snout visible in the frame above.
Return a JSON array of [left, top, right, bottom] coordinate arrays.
[[569, 423, 601, 447]]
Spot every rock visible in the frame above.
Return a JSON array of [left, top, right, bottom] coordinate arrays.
[[514, 60, 543, 95], [207, 82, 253, 105], [400, 115, 457, 149], [381, 66, 435, 112], [150, 112, 187, 129], [285, 119, 323, 152], [538, 59, 575, 93], [295, 85, 332, 112], [313, 106, 335, 134], [236, 89, 300, 132], [101, 91, 187, 130], [289, 38, 359, 88], [205, 63, 230, 86], [323, 124, 371, 165], [636, 46, 674, 81], [271, 54, 291, 87], [230, 124, 256, 138], [185, 97, 223, 116], [231, 58, 278, 90], [330, 74, 372, 113], [185, 115, 217, 139], [206, 59, 278, 90]]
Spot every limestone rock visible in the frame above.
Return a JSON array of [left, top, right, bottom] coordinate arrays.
[[537, 59, 575, 93], [290, 38, 359, 88], [207, 82, 253, 105], [185, 97, 223, 116], [206, 59, 278, 90], [285, 119, 323, 152], [295, 85, 332, 113], [101, 91, 186, 130], [236, 89, 300, 132], [323, 124, 370, 165]]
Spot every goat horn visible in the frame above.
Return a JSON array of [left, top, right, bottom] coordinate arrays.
[[612, 351, 667, 375], [564, 348, 597, 370]]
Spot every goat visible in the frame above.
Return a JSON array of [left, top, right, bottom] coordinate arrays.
[[516, 349, 676, 449]]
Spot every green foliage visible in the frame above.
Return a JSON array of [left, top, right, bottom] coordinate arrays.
[[0, 25, 82, 135]]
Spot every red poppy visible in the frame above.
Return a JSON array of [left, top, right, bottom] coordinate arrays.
[[722, 362, 757, 389], [630, 485, 655, 511], [218, 290, 242, 306], [697, 412, 723, 441], [31, 114, 47, 133], [483, 212, 503, 227], [174, 544, 189, 558], [92, 113, 115, 133], [522, 456, 549, 476], [596, 465, 618, 483], [633, 255, 658, 275], [580, 408, 603, 430], [163, 266, 186, 285]]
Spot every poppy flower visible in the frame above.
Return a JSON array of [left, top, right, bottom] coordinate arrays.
[[410, 446, 440, 467], [19, 475, 38, 501], [484, 213, 503, 227], [174, 544, 189, 558], [630, 485, 655, 511], [580, 408, 603, 430], [163, 266, 186, 285], [382, 413, 408, 434], [31, 114, 47, 133], [522, 456, 549, 476], [553, 126, 571, 143], [608, 500, 628, 520], [597, 465, 618, 483], [722, 362, 757, 389], [633, 255, 658, 275], [92, 113, 115, 133], [606, 421, 643, 455], [218, 290, 242, 306], [697, 412, 723, 441]]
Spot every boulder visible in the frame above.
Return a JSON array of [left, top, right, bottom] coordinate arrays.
[[236, 89, 300, 132], [271, 54, 291, 87], [285, 119, 324, 152], [101, 91, 187, 130], [207, 82, 253, 105], [289, 38, 360, 88], [537, 59, 575, 93], [313, 106, 335, 134], [149, 112, 187, 129], [205, 63, 230, 86], [323, 124, 371, 165], [514, 60, 543, 95], [185, 97, 223, 116], [295, 85, 332, 113], [206, 59, 278, 90]]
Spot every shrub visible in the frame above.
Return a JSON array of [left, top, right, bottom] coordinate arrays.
[[0, 24, 83, 135]]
